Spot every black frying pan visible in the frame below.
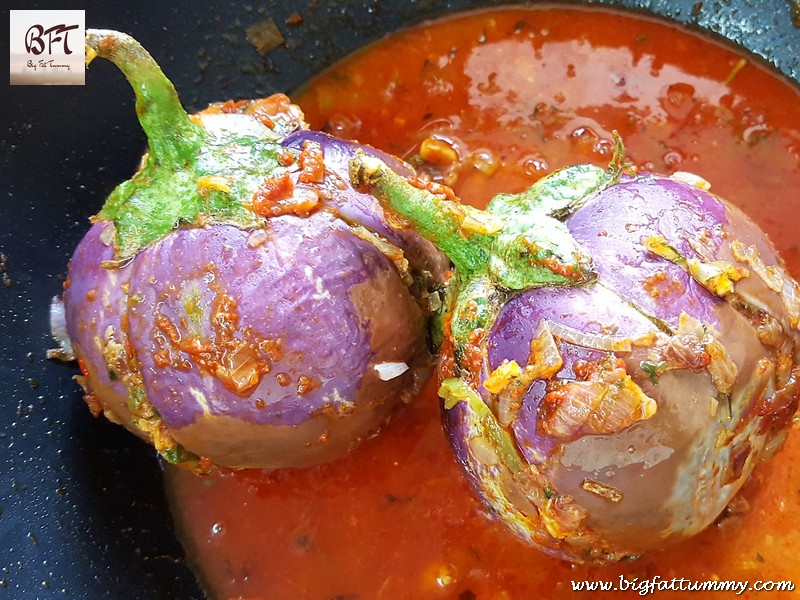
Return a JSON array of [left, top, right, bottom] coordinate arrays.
[[2, 1, 798, 598]]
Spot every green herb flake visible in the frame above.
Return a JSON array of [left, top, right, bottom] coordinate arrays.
[[641, 361, 666, 385]]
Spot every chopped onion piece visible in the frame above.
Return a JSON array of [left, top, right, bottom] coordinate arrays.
[[373, 362, 409, 381], [350, 225, 411, 284], [538, 357, 657, 440], [546, 320, 631, 353], [529, 320, 564, 377], [47, 296, 75, 361], [731, 240, 800, 329], [706, 340, 739, 395]]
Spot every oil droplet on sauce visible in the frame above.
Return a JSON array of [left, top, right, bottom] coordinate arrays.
[[165, 6, 800, 599]]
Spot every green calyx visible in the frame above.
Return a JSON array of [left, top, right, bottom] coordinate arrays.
[[85, 29, 295, 262], [351, 138, 627, 367]]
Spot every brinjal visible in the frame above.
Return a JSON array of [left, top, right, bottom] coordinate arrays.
[[53, 30, 447, 471], [352, 139, 800, 564]]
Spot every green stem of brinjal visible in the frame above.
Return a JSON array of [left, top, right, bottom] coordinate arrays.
[[350, 154, 619, 290], [351, 139, 627, 369], [84, 29, 274, 263], [85, 29, 204, 167]]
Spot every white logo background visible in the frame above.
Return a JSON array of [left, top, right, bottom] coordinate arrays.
[[9, 10, 85, 85]]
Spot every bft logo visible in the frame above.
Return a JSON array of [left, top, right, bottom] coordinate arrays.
[[9, 10, 85, 85], [25, 23, 80, 56]]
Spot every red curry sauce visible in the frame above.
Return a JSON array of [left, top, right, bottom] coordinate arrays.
[[165, 6, 800, 598]]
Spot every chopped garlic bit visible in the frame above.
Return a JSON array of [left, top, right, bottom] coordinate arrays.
[[580, 478, 624, 503], [644, 234, 747, 297], [484, 360, 522, 394], [197, 175, 232, 195], [670, 171, 711, 190], [373, 362, 409, 381]]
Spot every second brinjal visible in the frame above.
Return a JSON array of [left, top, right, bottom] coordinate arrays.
[[54, 30, 447, 471], [352, 140, 800, 564]]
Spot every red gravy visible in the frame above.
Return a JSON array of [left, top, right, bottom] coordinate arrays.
[[165, 6, 800, 598]]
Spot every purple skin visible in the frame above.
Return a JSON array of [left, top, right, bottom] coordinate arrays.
[[443, 174, 800, 561], [282, 130, 413, 237], [282, 130, 447, 278], [63, 221, 137, 433], [64, 131, 447, 470]]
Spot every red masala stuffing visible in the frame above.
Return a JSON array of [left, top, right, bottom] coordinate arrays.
[[152, 291, 274, 395], [460, 328, 487, 389], [298, 141, 325, 183], [297, 375, 321, 396], [98, 34, 118, 56], [242, 93, 306, 130], [250, 173, 319, 217], [83, 391, 104, 418], [541, 255, 584, 280], [200, 93, 307, 130], [438, 313, 458, 380], [154, 313, 182, 344], [278, 149, 295, 167], [642, 269, 685, 298], [407, 174, 459, 201], [218, 99, 249, 114], [77, 356, 92, 381], [153, 348, 172, 368], [258, 339, 284, 362]]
